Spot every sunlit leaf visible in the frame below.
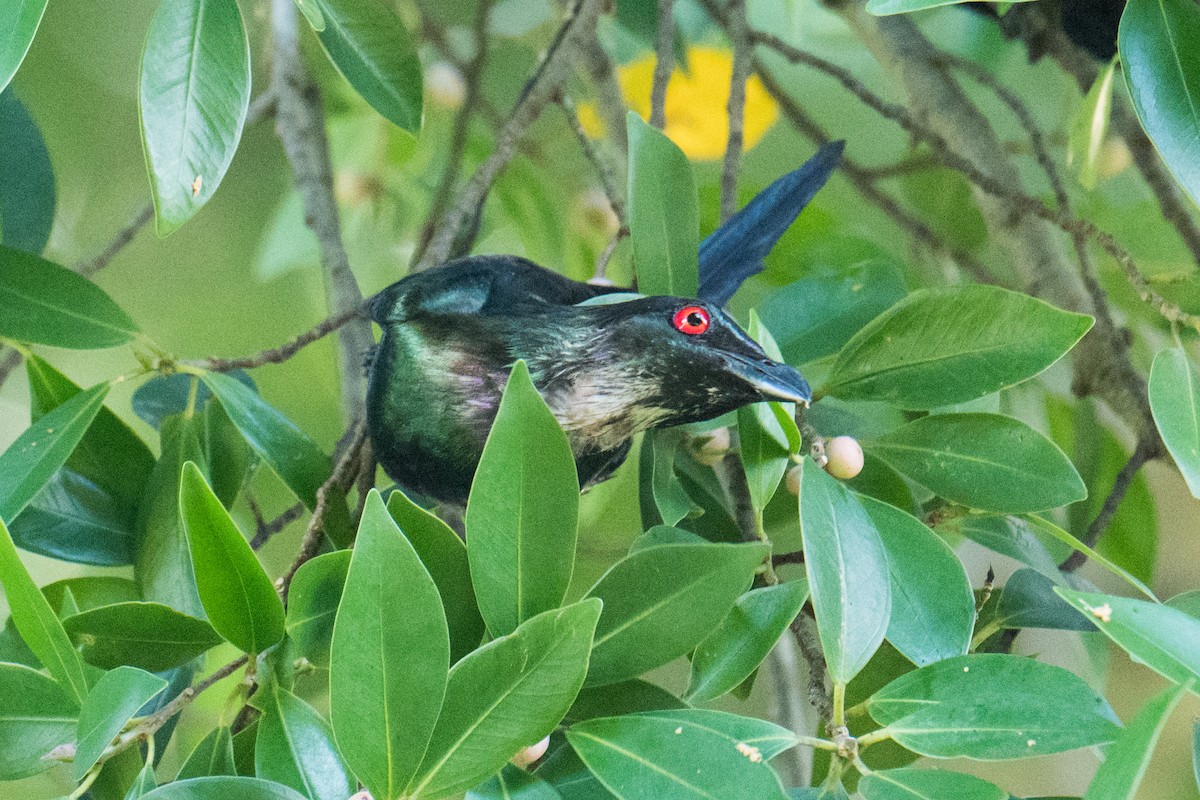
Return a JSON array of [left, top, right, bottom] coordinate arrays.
[[63, 601, 223, 671], [74, 666, 167, 780], [0, 662, 77, 780], [140, 777, 309, 800], [256, 684, 354, 800], [859, 768, 1006, 800], [0, 0, 49, 93], [1068, 59, 1118, 190]]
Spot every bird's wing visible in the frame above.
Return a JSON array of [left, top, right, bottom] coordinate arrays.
[[698, 141, 844, 306]]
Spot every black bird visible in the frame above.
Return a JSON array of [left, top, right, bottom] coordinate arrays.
[[367, 143, 843, 503]]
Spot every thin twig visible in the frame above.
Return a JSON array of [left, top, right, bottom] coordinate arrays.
[[249, 502, 306, 550], [592, 228, 628, 283], [1060, 437, 1156, 572], [650, 0, 676, 129], [559, 94, 628, 224], [186, 304, 366, 372], [790, 610, 833, 730], [416, 0, 605, 272], [720, 0, 751, 223]]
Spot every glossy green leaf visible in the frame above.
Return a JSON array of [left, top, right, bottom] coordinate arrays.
[[858, 768, 1006, 800], [330, 490, 449, 800], [0, 89, 55, 253], [647, 430, 701, 527], [826, 285, 1092, 410], [256, 684, 354, 800], [284, 550, 349, 667], [1056, 589, 1200, 688], [132, 371, 255, 430], [627, 112, 699, 297], [180, 462, 284, 654], [1084, 682, 1187, 800], [0, 1, 48, 93], [294, 0, 325, 30], [139, 0, 251, 235], [566, 680, 687, 725], [388, 489, 485, 663], [74, 666, 168, 780], [687, 580, 809, 703], [126, 762, 159, 798], [993, 569, 1094, 632], [628, 525, 705, 552], [869, 413, 1086, 513], [467, 360, 578, 637], [584, 541, 768, 686], [936, 514, 1059, 576], [1068, 59, 1117, 190], [866, 0, 1035, 13], [799, 460, 891, 684], [140, 777, 309, 800], [1120, 0, 1200, 204], [313, 0, 423, 132], [868, 654, 1121, 759], [0, 662, 77, 780], [10, 469, 135, 566], [468, 764, 562, 800], [862, 496, 973, 665], [63, 601, 222, 671], [739, 324, 792, 514], [634, 709, 798, 761], [760, 260, 908, 365], [200, 372, 331, 511], [0, 516, 88, 704], [0, 381, 110, 525], [409, 600, 601, 798], [177, 726, 236, 779], [1149, 348, 1200, 498], [568, 711, 790, 800]]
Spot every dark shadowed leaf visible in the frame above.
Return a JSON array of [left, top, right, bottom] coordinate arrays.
[[869, 414, 1086, 513], [566, 680, 687, 725], [868, 654, 1121, 759], [139, 0, 251, 235], [0, 1, 49, 93], [284, 550, 349, 667], [132, 371, 255, 430], [330, 490, 449, 800], [1083, 682, 1187, 800], [627, 113, 699, 297], [1149, 348, 1200, 498], [799, 460, 891, 684], [0, 662, 77, 780], [409, 600, 601, 798], [0, 89, 55, 253], [313, 0, 423, 132], [126, 763, 159, 798], [646, 430, 702, 527], [63, 601, 223, 671], [140, 776, 309, 800], [1025, 515, 1155, 600], [388, 489, 485, 663], [859, 768, 1006, 800], [74, 666, 167, 780], [256, 683, 354, 800], [180, 462, 284, 654], [994, 569, 1095, 633], [467, 361, 578, 637], [827, 285, 1092, 409], [176, 726, 236, 779], [10, 469, 135, 566], [584, 541, 767, 686], [0, 247, 137, 347], [468, 764, 562, 800]]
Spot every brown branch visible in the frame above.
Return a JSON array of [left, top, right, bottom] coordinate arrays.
[[650, 0, 676, 129], [270, 0, 373, 425], [415, 0, 606, 272], [249, 501, 305, 550], [186, 303, 366, 372], [559, 94, 628, 225], [720, 0, 751, 223], [772, 550, 805, 568], [790, 609, 833, 730]]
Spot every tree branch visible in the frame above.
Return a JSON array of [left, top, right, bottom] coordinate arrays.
[[186, 304, 366, 372], [650, 0, 676, 129], [720, 0, 751, 223]]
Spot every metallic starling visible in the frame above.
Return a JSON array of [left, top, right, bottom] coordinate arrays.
[[366, 143, 843, 503]]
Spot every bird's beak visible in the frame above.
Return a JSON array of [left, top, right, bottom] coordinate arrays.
[[725, 355, 812, 407]]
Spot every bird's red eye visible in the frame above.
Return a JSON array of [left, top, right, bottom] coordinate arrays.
[[673, 306, 710, 335]]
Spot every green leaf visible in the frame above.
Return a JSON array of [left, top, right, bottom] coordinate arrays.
[[0, 381, 110, 524], [647, 430, 701, 527], [798, 460, 891, 684], [687, 580, 809, 703], [861, 496, 973, 666], [868, 654, 1121, 759], [388, 489, 485, 663], [294, 0, 326, 30], [74, 666, 168, 781], [256, 684, 354, 800], [566, 680, 688, 725], [1083, 682, 1187, 800], [0, 89, 55, 253], [125, 762, 159, 799], [199, 372, 331, 511], [858, 768, 1006, 800], [313, 0, 423, 132], [936, 514, 1060, 577], [0, 516, 89, 705], [468, 764, 562, 800], [10, 469, 135, 566], [626, 112, 699, 297], [1119, 0, 1200, 205], [139, 0, 251, 235], [409, 600, 602, 799], [330, 490, 449, 800], [826, 285, 1093, 410], [568, 711, 790, 800], [1025, 515, 1156, 600], [1149, 348, 1200, 498], [0, 662, 77, 780], [760, 260, 908, 365], [992, 568, 1094, 632], [284, 550, 350, 667], [63, 601, 223, 671], [739, 319, 792, 514], [866, 0, 1035, 13], [180, 462, 284, 654], [1056, 589, 1200, 688], [1068, 59, 1118, 190], [869, 413, 1086, 513], [177, 726, 236, 779], [584, 541, 768, 687], [0, 246, 138, 347], [139, 777, 309, 800], [467, 360, 579, 637], [0, 0, 49, 93]]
